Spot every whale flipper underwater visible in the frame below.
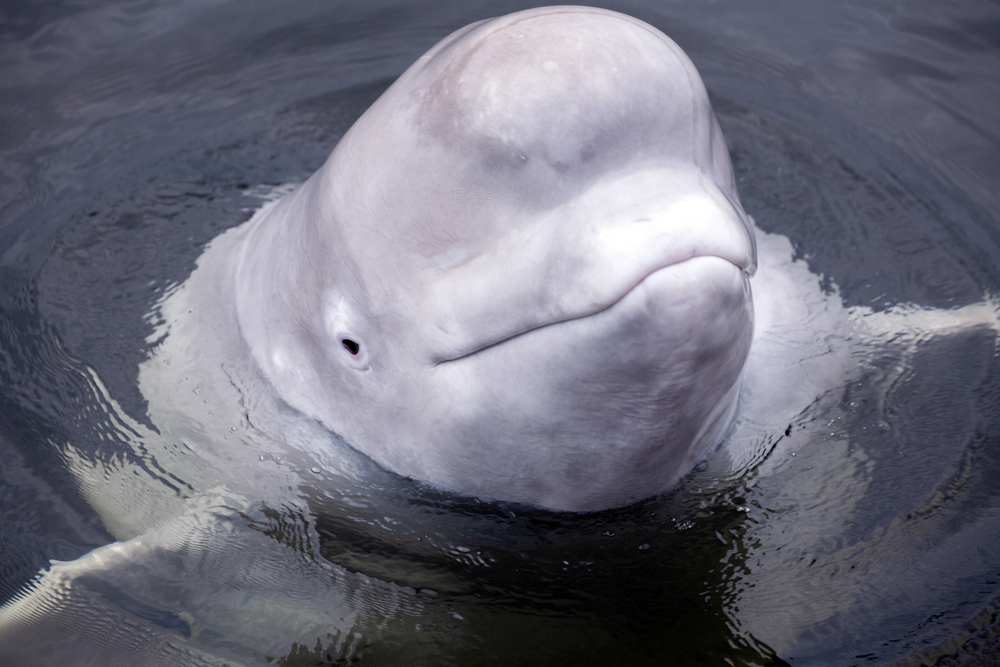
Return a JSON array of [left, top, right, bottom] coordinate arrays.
[[2, 6, 997, 665]]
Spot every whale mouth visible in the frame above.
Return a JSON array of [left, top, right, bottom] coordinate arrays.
[[433, 254, 749, 365]]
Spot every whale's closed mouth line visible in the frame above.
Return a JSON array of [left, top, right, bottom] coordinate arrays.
[[433, 254, 746, 366]]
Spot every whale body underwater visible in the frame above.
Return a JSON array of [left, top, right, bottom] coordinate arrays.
[[2, 5, 997, 664]]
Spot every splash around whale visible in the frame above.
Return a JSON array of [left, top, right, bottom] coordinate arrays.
[[234, 6, 756, 512]]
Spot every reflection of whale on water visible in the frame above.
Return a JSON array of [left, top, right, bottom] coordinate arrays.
[[1, 5, 996, 666]]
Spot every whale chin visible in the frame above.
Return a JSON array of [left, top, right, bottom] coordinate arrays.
[[388, 256, 754, 512]]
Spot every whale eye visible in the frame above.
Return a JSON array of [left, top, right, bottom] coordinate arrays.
[[335, 333, 369, 369]]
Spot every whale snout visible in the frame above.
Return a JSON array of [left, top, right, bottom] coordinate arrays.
[[419, 168, 755, 365]]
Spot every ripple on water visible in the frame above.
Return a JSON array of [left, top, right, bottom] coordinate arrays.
[[1, 1, 999, 665]]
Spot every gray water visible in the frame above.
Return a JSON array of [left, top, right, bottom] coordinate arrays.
[[1, 1, 999, 665]]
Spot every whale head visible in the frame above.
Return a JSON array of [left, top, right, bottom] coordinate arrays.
[[235, 6, 756, 511]]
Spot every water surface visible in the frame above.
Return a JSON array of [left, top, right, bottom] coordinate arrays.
[[1, 1, 999, 665]]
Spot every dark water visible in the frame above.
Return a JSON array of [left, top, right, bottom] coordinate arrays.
[[1, 1, 999, 665]]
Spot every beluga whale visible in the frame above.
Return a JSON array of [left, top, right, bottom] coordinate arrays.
[[2, 5, 997, 665], [234, 5, 756, 512]]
